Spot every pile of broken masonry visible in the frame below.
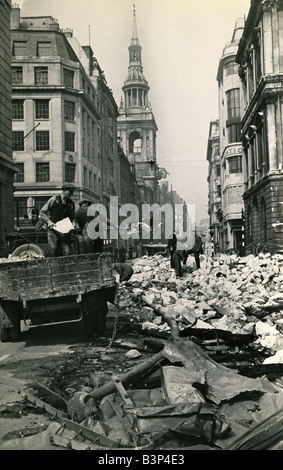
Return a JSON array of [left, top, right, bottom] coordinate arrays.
[[18, 252, 283, 450]]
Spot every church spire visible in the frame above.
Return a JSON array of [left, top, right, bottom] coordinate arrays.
[[131, 3, 139, 46], [128, 3, 143, 67], [122, 4, 149, 110]]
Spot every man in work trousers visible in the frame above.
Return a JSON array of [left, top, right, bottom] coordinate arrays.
[[182, 231, 203, 269], [39, 183, 76, 257], [167, 232, 182, 277], [167, 232, 177, 268]]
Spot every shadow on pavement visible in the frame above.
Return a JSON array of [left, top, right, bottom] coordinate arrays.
[[18, 319, 87, 347]]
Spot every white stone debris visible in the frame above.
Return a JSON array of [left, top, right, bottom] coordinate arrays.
[[125, 349, 142, 359], [0, 253, 44, 263], [118, 252, 283, 354]]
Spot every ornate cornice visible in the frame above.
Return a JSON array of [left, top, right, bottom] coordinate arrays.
[[261, 0, 279, 12], [263, 89, 283, 104]]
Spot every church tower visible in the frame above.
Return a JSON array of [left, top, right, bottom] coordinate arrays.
[[117, 4, 159, 205]]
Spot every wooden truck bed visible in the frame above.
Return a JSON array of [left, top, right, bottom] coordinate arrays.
[[0, 252, 115, 301]]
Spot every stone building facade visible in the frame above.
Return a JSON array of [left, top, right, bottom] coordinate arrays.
[[206, 119, 221, 254], [216, 18, 245, 254], [10, 5, 118, 227], [0, 0, 18, 255], [236, 0, 283, 254]]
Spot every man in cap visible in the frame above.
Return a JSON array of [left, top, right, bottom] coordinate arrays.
[[74, 199, 104, 254], [39, 183, 76, 257]]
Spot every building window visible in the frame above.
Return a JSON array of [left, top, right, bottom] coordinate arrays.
[[13, 41, 27, 56], [14, 197, 27, 219], [64, 101, 75, 121], [63, 69, 74, 88], [36, 163, 50, 182], [14, 162, 24, 182], [227, 88, 240, 120], [228, 155, 242, 173], [228, 123, 241, 144], [12, 100, 24, 119], [37, 41, 51, 56], [12, 131, 24, 151], [33, 197, 49, 213], [12, 66, 23, 84], [65, 132, 75, 152], [65, 163, 76, 183], [34, 67, 48, 85], [83, 167, 87, 186], [36, 131, 50, 150], [225, 61, 239, 76], [216, 184, 221, 198], [216, 164, 221, 177], [35, 100, 49, 119]]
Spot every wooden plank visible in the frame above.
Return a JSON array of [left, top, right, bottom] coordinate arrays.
[[2, 280, 116, 301], [0, 252, 115, 301], [50, 262, 101, 274], [1, 272, 116, 300]]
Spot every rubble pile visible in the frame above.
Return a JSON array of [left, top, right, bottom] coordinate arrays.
[[119, 253, 283, 361], [0, 253, 44, 263]]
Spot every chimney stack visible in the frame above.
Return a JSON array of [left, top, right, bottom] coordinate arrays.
[[11, 4, 20, 29]]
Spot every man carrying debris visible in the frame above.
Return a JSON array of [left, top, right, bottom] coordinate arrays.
[[39, 183, 76, 257], [74, 199, 104, 254], [183, 231, 203, 269]]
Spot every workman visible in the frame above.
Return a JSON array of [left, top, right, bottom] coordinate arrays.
[[182, 231, 203, 269], [167, 232, 177, 268], [167, 232, 183, 277], [74, 199, 104, 254], [39, 183, 76, 257], [114, 263, 134, 282]]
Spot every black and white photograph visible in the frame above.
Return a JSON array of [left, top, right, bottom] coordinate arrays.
[[1, 0, 283, 454]]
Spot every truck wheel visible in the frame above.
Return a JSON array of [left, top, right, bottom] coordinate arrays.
[[11, 243, 45, 258], [1, 327, 10, 343]]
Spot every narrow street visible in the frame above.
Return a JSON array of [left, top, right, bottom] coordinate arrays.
[[1, 1, 283, 455]]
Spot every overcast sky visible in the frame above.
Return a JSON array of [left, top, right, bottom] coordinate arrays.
[[17, 0, 251, 224]]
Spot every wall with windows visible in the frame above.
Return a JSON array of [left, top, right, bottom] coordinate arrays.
[[217, 18, 245, 253], [0, 0, 18, 254], [206, 119, 221, 254], [11, 7, 104, 225], [236, 0, 283, 254]]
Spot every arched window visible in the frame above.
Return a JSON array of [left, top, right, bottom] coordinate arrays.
[[129, 131, 141, 154]]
